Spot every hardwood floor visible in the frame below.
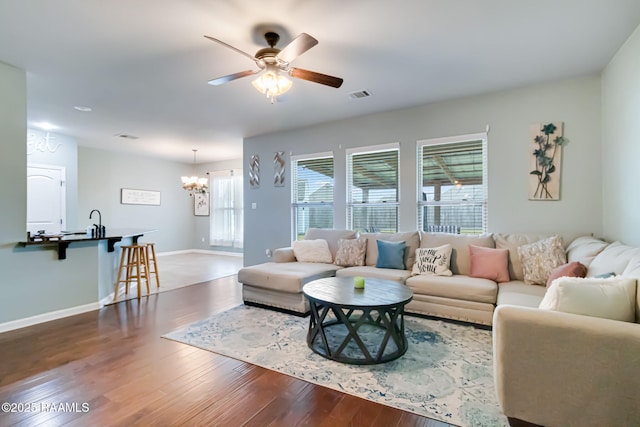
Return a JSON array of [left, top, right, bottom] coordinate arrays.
[[0, 276, 453, 427]]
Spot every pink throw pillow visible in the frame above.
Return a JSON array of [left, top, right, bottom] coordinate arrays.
[[546, 261, 587, 287], [469, 245, 510, 283]]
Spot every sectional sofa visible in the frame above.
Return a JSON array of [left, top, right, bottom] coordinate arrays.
[[238, 228, 640, 427]]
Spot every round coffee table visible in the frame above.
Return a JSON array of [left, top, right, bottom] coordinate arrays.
[[302, 276, 413, 365]]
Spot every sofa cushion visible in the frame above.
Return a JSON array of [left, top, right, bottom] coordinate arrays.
[[304, 228, 357, 259], [566, 236, 609, 267], [238, 262, 342, 293], [411, 244, 453, 276], [622, 255, 640, 279], [334, 238, 367, 267], [517, 235, 567, 286], [292, 239, 333, 263], [539, 276, 637, 322], [362, 231, 420, 270], [587, 241, 640, 277], [497, 281, 547, 308], [419, 232, 494, 275], [376, 240, 406, 269], [546, 261, 587, 287], [336, 266, 411, 283], [494, 233, 556, 281], [405, 274, 497, 304], [469, 245, 510, 283]]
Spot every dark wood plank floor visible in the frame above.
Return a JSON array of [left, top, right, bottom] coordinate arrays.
[[0, 276, 453, 427]]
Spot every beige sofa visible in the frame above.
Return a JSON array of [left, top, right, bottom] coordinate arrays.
[[493, 237, 640, 427], [239, 228, 640, 426], [239, 228, 584, 325]]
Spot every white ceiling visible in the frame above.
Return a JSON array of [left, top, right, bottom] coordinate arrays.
[[1, 0, 639, 164]]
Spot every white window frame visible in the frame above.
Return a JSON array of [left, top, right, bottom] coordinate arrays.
[[209, 169, 243, 248], [346, 143, 400, 232], [416, 132, 488, 234], [291, 151, 334, 240]]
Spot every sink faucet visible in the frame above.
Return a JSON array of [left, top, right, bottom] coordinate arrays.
[[89, 209, 103, 237]]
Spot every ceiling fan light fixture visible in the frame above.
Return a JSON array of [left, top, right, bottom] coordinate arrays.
[[252, 68, 292, 102]]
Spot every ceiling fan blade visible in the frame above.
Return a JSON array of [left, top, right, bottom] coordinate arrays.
[[204, 35, 259, 64], [207, 70, 259, 86], [290, 68, 344, 88], [276, 33, 318, 64]]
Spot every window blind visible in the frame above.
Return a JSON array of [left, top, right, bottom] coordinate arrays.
[[347, 146, 399, 232], [291, 155, 334, 239], [417, 136, 487, 234]]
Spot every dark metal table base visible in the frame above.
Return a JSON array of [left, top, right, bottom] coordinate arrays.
[[306, 301, 409, 365]]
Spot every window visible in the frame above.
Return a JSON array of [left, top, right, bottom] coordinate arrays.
[[291, 153, 334, 240], [209, 169, 243, 248], [347, 144, 399, 233], [417, 134, 487, 234]]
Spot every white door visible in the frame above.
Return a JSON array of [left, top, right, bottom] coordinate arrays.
[[27, 165, 66, 235]]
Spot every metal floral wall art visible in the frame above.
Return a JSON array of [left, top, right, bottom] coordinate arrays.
[[528, 122, 568, 201]]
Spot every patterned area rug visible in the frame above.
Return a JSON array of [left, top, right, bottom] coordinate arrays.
[[163, 305, 508, 427]]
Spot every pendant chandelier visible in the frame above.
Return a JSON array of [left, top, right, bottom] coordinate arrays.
[[181, 149, 208, 196]]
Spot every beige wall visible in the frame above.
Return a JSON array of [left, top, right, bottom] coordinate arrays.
[[243, 75, 603, 266]]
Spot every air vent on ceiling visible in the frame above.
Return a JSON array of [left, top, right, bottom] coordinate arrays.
[[348, 90, 371, 100], [115, 133, 139, 140]]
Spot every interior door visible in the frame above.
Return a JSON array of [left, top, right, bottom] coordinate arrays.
[[27, 165, 66, 235]]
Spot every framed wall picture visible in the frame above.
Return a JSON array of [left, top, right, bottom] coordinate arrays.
[[121, 188, 161, 205], [194, 193, 210, 216]]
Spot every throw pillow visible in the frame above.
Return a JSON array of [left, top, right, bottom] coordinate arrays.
[[546, 261, 587, 287], [375, 240, 406, 270], [468, 245, 510, 282], [517, 235, 566, 285], [539, 276, 637, 322], [334, 238, 367, 267], [292, 239, 332, 263], [594, 272, 616, 279], [411, 244, 453, 276]]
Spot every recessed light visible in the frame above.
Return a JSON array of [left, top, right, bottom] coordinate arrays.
[[74, 105, 92, 112], [33, 122, 58, 131]]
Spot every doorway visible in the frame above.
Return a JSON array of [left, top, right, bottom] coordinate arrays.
[[27, 164, 66, 235]]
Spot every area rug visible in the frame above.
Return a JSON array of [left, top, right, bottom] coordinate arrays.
[[163, 305, 508, 427]]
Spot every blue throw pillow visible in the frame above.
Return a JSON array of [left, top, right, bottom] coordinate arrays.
[[376, 240, 406, 270]]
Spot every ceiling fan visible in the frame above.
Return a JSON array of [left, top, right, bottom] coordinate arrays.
[[204, 31, 344, 101]]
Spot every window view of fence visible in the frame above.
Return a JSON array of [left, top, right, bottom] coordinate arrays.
[[418, 137, 487, 234], [291, 155, 334, 239], [347, 146, 399, 233]]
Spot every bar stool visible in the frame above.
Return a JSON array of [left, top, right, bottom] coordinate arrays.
[[144, 242, 160, 289], [113, 244, 150, 301]]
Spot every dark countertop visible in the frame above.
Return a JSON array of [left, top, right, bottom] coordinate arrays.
[[55, 228, 157, 243], [20, 228, 157, 260]]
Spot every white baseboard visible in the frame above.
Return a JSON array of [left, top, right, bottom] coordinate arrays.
[[157, 249, 243, 258], [0, 302, 100, 334], [99, 294, 114, 307]]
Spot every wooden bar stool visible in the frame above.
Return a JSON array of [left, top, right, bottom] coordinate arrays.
[[144, 242, 160, 289], [113, 244, 150, 301]]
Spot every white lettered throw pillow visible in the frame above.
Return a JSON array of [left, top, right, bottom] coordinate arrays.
[[411, 244, 453, 276], [539, 276, 637, 322], [292, 239, 333, 263]]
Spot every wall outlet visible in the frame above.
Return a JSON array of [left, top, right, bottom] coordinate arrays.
[[201, 237, 205, 242], [251, 202, 257, 209]]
